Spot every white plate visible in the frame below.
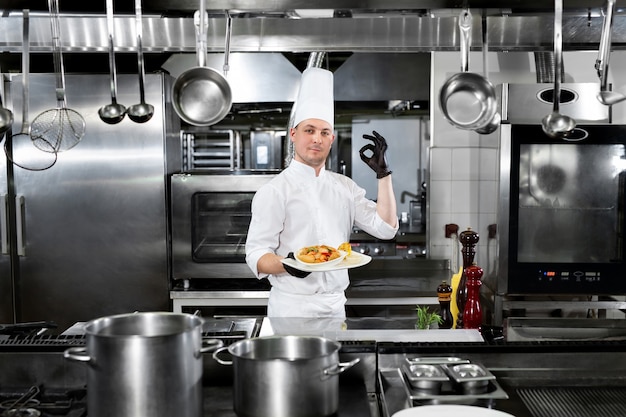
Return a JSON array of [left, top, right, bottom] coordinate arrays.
[[282, 251, 372, 272], [392, 405, 516, 417]]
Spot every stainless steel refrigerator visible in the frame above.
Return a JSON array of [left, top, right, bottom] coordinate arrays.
[[0, 73, 175, 332]]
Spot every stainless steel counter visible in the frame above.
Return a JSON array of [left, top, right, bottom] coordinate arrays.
[[377, 341, 626, 417]]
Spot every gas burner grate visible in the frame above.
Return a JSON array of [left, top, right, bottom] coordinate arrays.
[[0, 386, 87, 417], [517, 387, 626, 417]]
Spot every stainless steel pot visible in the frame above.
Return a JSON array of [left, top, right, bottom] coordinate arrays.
[[213, 335, 360, 417], [64, 312, 222, 417], [439, 9, 498, 131]]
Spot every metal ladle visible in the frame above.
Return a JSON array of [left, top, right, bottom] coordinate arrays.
[[541, 0, 576, 138], [98, 0, 126, 124], [595, 0, 626, 105], [127, 0, 154, 123]]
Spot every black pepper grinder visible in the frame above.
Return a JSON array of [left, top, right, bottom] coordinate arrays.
[[437, 281, 453, 329], [456, 227, 479, 329]]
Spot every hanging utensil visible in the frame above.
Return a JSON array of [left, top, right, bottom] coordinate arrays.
[[172, 0, 232, 126], [31, 0, 85, 153], [99, 0, 126, 124], [439, 8, 498, 131], [127, 0, 154, 123], [475, 12, 501, 135], [5, 9, 57, 171], [0, 84, 14, 139], [541, 0, 576, 138], [0, 14, 14, 138], [595, 0, 625, 105]]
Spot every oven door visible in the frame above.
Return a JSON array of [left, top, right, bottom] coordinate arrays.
[[499, 124, 626, 295], [170, 173, 276, 280]]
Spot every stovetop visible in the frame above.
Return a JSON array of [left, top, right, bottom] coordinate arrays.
[[0, 385, 87, 417]]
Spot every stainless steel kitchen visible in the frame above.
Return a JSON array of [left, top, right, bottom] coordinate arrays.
[[1, 1, 626, 416]]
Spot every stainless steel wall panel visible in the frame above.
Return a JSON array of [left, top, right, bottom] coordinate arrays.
[[3, 73, 171, 332]]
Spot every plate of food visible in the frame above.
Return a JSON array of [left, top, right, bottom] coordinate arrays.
[[281, 243, 372, 272]]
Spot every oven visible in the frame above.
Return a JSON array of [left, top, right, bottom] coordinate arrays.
[[496, 83, 626, 319], [500, 123, 626, 295], [169, 172, 277, 314]]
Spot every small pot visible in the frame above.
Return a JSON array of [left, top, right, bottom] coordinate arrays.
[[213, 335, 360, 417], [64, 312, 222, 417]]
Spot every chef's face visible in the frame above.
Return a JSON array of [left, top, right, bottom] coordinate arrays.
[[290, 118, 335, 172]]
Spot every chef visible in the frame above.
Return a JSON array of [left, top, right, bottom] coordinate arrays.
[[245, 66, 398, 317]]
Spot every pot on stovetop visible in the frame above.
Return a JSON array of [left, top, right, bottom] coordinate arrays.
[[63, 312, 223, 417], [213, 335, 360, 417]]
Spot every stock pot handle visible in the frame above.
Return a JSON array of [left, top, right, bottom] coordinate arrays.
[[63, 347, 92, 363], [323, 358, 360, 376], [197, 338, 224, 357], [211, 346, 233, 365]]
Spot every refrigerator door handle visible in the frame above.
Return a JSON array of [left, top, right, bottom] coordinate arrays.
[[15, 195, 25, 256], [1, 194, 7, 255]]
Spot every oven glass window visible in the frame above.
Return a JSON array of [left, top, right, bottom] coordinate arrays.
[[191, 192, 254, 262], [517, 143, 625, 263]]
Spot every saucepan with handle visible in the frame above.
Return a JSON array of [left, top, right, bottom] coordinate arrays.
[[172, 0, 232, 126], [439, 8, 498, 131]]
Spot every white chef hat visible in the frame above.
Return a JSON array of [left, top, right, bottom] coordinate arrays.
[[291, 67, 334, 130]]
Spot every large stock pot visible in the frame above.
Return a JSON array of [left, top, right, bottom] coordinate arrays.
[[64, 312, 222, 417], [213, 335, 360, 417]]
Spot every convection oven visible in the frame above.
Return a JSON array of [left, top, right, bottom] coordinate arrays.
[[169, 172, 276, 291], [495, 83, 626, 322], [499, 123, 626, 295]]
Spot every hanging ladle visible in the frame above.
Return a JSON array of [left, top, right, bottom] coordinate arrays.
[[127, 0, 154, 123], [98, 0, 126, 124], [541, 0, 576, 138], [595, 0, 625, 105]]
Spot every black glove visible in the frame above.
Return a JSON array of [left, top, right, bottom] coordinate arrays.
[[359, 130, 392, 179], [283, 252, 311, 278]]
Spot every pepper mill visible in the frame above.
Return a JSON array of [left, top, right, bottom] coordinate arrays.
[[456, 227, 479, 329], [463, 263, 484, 329], [437, 281, 453, 329]]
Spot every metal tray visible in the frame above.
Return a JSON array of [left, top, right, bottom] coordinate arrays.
[[380, 365, 509, 407]]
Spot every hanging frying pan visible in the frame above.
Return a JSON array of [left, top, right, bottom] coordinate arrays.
[[172, 0, 232, 126], [439, 9, 498, 131]]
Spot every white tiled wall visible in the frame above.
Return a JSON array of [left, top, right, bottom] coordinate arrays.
[[429, 50, 626, 278]]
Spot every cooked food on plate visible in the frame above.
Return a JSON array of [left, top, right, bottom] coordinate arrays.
[[337, 242, 352, 255], [296, 244, 342, 264]]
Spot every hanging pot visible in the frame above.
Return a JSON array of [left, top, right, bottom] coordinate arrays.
[[439, 9, 498, 131], [172, 0, 232, 126], [63, 312, 222, 417], [213, 335, 360, 417]]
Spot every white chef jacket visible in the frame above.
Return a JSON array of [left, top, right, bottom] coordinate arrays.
[[245, 159, 398, 317]]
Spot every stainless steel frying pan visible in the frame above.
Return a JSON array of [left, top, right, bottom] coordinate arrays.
[[172, 0, 232, 126], [439, 9, 498, 131]]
